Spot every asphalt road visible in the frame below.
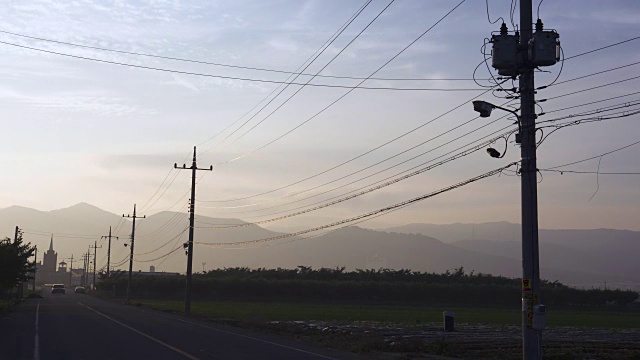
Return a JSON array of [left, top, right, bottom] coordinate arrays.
[[0, 291, 357, 360]]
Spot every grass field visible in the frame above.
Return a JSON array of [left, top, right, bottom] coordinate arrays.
[[134, 299, 640, 329]]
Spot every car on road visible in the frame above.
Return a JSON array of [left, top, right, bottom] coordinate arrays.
[[74, 286, 86, 294], [51, 284, 66, 294]]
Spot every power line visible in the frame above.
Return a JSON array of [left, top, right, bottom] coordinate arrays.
[[545, 60, 640, 88], [201, 87, 496, 203], [202, 70, 629, 212], [544, 139, 640, 170], [111, 257, 129, 268], [201, 32, 637, 204], [136, 209, 188, 239], [202, 119, 516, 222], [539, 169, 640, 175], [195, 162, 517, 246], [563, 35, 640, 61], [155, 230, 187, 268], [138, 168, 179, 213], [204, 117, 513, 218], [536, 109, 640, 147], [545, 75, 640, 101], [135, 246, 183, 263], [196, 128, 516, 230], [538, 102, 640, 125], [134, 172, 207, 239], [209, 0, 468, 166], [0, 40, 482, 91], [195, 0, 373, 154], [242, 85, 638, 217], [213, 123, 516, 221], [196, 0, 381, 156], [0, 28, 483, 82], [134, 226, 189, 256], [22, 229, 101, 240], [199, 0, 400, 155], [138, 171, 185, 215], [542, 91, 640, 115]]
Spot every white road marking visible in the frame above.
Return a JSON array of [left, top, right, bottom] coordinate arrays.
[[77, 302, 199, 360], [33, 301, 40, 360], [150, 310, 340, 360]]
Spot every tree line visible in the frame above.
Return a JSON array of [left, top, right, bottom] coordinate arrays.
[[0, 230, 35, 298], [99, 267, 639, 308]]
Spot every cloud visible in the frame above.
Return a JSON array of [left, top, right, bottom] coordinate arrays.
[[96, 153, 183, 171], [170, 73, 200, 92], [0, 87, 157, 116]]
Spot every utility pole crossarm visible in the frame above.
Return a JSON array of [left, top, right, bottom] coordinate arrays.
[[174, 146, 212, 315]]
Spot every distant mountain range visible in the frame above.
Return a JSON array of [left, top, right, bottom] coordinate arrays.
[[1, 204, 638, 291], [384, 222, 640, 289]]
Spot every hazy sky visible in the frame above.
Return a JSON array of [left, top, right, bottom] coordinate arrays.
[[1, 0, 639, 237]]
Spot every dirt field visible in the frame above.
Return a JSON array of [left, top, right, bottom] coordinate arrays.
[[265, 320, 640, 359]]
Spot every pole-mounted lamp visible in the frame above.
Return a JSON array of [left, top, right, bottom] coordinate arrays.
[[473, 100, 522, 157]]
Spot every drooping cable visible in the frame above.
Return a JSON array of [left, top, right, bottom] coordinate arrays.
[[194, 162, 517, 246], [210, 0, 469, 166]]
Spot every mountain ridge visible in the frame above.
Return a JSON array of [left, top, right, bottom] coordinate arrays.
[[1, 204, 638, 290]]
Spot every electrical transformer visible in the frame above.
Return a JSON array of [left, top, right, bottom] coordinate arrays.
[[491, 32, 518, 76], [530, 30, 560, 67]]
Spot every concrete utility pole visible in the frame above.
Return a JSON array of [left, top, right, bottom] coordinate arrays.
[[69, 255, 74, 287], [174, 146, 212, 315], [84, 251, 91, 286], [32, 246, 37, 293], [123, 204, 145, 302], [519, 1, 542, 358], [14, 226, 21, 300], [102, 226, 118, 278], [90, 241, 102, 291], [81, 253, 87, 285], [481, 3, 558, 357], [85, 250, 91, 286]]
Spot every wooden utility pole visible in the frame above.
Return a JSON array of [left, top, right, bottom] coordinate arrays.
[[14, 226, 21, 299], [82, 251, 90, 286], [123, 204, 145, 302], [32, 246, 37, 293], [69, 255, 74, 287], [102, 226, 118, 278], [174, 146, 212, 315], [90, 241, 102, 290]]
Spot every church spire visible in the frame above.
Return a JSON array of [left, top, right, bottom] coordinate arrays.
[[49, 235, 54, 251]]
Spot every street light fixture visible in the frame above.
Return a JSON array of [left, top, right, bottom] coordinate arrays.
[[473, 100, 520, 122], [473, 100, 522, 157]]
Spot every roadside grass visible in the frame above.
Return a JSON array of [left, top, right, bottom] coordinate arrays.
[[134, 299, 640, 329]]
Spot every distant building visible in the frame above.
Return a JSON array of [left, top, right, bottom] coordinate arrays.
[[42, 236, 57, 273], [37, 236, 70, 286]]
